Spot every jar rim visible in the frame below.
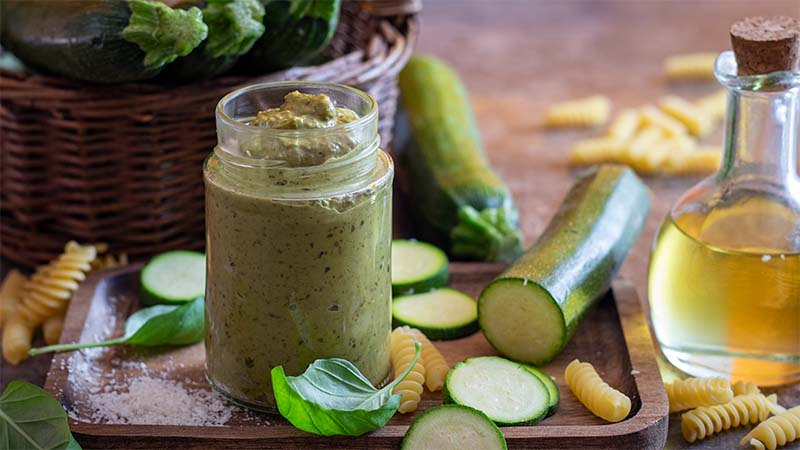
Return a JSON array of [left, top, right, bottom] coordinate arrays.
[[216, 81, 379, 138], [715, 51, 800, 91]]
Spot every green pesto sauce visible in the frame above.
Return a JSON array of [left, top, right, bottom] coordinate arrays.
[[251, 90, 359, 129]]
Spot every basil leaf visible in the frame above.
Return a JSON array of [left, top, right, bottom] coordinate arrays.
[[0, 380, 81, 450], [272, 341, 421, 436], [29, 297, 204, 356]]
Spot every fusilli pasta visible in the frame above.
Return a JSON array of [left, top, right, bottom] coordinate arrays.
[[565, 359, 631, 423], [545, 95, 612, 128], [661, 147, 721, 175], [695, 89, 728, 123], [665, 376, 733, 412], [607, 109, 641, 141], [91, 252, 130, 272], [570, 137, 626, 166], [639, 106, 688, 138], [681, 393, 784, 443], [659, 95, 713, 137], [2, 316, 34, 366], [390, 327, 426, 414], [665, 53, 718, 81], [0, 270, 26, 327], [733, 380, 761, 397], [43, 313, 66, 346], [741, 405, 800, 450], [623, 126, 665, 165], [405, 327, 450, 392]]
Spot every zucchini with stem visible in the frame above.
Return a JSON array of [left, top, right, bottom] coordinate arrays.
[[0, 0, 208, 83], [162, 0, 265, 82], [397, 55, 523, 263]]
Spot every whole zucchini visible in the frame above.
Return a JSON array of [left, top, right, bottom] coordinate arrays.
[[162, 0, 265, 82], [397, 55, 524, 263], [0, 0, 208, 83], [478, 165, 650, 364], [242, 0, 340, 71]]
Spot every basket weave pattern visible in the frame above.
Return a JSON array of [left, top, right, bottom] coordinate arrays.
[[0, 2, 419, 268]]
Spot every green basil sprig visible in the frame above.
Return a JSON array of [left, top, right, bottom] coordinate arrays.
[[0, 380, 81, 450], [272, 341, 421, 436], [29, 297, 204, 356]]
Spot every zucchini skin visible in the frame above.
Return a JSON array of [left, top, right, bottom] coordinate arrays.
[[397, 55, 523, 263], [479, 165, 650, 363], [0, 1, 157, 83]]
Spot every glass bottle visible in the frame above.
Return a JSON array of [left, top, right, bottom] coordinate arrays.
[[649, 51, 800, 386], [203, 82, 394, 411]]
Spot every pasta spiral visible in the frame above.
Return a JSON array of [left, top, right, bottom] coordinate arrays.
[[741, 405, 800, 450], [390, 327, 426, 414], [664, 53, 717, 80], [681, 393, 784, 443], [545, 95, 612, 128], [405, 327, 450, 392], [565, 359, 631, 423], [733, 380, 761, 397], [665, 376, 733, 413], [1, 315, 34, 365], [16, 241, 97, 326]]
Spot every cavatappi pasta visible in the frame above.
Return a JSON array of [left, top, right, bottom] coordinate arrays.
[[390, 327, 426, 414], [405, 327, 450, 392], [741, 405, 800, 450], [665, 53, 718, 81], [665, 376, 734, 413], [545, 95, 612, 128], [681, 393, 784, 443], [564, 359, 631, 423]]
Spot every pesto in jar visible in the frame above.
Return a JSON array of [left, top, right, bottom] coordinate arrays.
[[204, 85, 393, 412]]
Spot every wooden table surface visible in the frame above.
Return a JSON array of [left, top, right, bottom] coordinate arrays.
[[2, 1, 800, 449]]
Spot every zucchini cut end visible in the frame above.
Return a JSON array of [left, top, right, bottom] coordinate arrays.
[[391, 240, 449, 296], [140, 250, 206, 305], [479, 279, 566, 364], [392, 288, 478, 341]]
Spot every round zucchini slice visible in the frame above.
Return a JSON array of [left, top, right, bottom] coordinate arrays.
[[392, 240, 449, 296], [392, 288, 478, 340], [401, 404, 507, 450]]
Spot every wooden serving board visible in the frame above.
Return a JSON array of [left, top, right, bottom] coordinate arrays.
[[44, 262, 668, 449]]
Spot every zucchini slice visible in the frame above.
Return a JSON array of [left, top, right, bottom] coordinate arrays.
[[401, 404, 507, 450], [140, 251, 206, 305], [392, 288, 478, 340], [391, 240, 449, 296], [523, 365, 560, 417], [443, 356, 550, 426], [479, 165, 650, 364]]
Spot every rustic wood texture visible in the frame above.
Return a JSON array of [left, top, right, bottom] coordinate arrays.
[[43, 263, 667, 449]]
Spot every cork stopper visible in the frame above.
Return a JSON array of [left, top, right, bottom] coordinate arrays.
[[730, 16, 800, 76]]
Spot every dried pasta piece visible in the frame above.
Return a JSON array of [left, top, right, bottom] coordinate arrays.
[[733, 381, 761, 396], [632, 134, 696, 174], [695, 89, 728, 123], [639, 106, 688, 138], [0, 269, 26, 327], [1, 316, 34, 366], [91, 252, 130, 272], [623, 126, 665, 165], [741, 405, 800, 450], [43, 313, 66, 346], [659, 95, 714, 137], [390, 327, 426, 414], [665, 376, 734, 412], [569, 137, 627, 166], [16, 241, 97, 326], [405, 326, 450, 391], [565, 359, 631, 422], [665, 53, 718, 80], [681, 393, 785, 443], [545, 95, 612, 128], [608, 109, 641, 140], [662, 147, 721, 175]]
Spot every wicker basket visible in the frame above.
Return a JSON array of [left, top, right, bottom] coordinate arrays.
[[0, 1, 420, 269]]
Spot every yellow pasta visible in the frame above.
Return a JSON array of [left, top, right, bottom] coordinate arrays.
[[741, 405, 800, 450], [390, 327, 426, 414], [16, 241, 97, 326], [696, 89, 728, 123], [681, 393, 784, 443], [733, 380, 761, 397], [91, 252, 129, 272], [2, 316, 34, 366], [405, 327, 449, 392], [545, 95, 612, 128], [623, 126, 665, 165], [659, 95, 714, 137], [665, 52, 718, 81], [607, 109, 641, 140], [631, 134, 696, 174], [0, 269, 27, 327], [565, 359, 631, 422], [639, 106, 688, 138], [665, 376, 734, 412], [43, 313, 66, 346], [569, 137, 626, 166], [662, 147, 721, 175]]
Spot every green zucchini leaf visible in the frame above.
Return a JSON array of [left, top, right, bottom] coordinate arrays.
[[29, 297, 204, 356], [272, 342, 421, 436], [203, 0, 265, 58], [122, 0, 208, 69], [0, 381, 81, 450]]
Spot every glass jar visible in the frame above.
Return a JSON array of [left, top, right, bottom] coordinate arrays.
[[649, 51, 800, 385], [203, 82, 394, 411]]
